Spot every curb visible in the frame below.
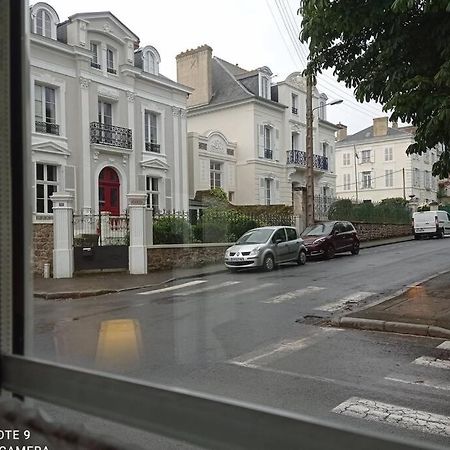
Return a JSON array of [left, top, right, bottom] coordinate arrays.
[[360, 236, 414, 250], [331, 317, 450, 338]]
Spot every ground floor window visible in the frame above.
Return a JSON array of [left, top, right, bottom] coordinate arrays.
[[210, 161, 222, 188], [265, 178, 272, 205], [361, 171, 372, 189], [36, 163, 58, 213], [146, 176, 160, 210]]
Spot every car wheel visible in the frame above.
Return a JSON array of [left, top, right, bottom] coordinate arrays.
[[297, 250, 307, 265], [414, 234, 421, 240], [351, 242, 360, 255], [263, 254, 275, 272], [324, 245, 335, 260]]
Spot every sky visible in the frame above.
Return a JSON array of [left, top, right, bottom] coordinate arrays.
[[45, 0, 387, 134]]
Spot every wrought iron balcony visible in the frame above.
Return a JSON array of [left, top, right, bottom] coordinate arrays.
[[91, 61, 101, 69], [145, 142, 160, 153], [107, 67, 117, 75], [35, 121, 60, 135], [292, 107, 298, 115], [90, 122, 132, 149], [264, 148, 273, 159], [286, 150, 328, 171]]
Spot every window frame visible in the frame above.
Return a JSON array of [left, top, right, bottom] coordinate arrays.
[[146, 176, 160, 210], [362, 171, 372, 189], [35, 163, 58, 214], [361, 149, 371, 164], [210, 161, 222, 189]]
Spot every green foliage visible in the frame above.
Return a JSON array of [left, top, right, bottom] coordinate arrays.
[[153, 216, 192, 244], [300, 0, 450, 177], [209, 187, 228, 202]]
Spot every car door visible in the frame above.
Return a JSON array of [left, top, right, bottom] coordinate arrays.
[[342, 222, 355, 250], [285, 227, 300, 260], [272, 228, 289, 262], [332, 222, 346, 251]]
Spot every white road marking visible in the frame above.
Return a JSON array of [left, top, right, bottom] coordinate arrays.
[[333, 397, 450, 437], [413, 356, 450, 370], [137, 280, 206, 295], [262, 286, 326, 304], [222, 283, 276, 298], [229, 328, 337, 367], [316, 291, 376, 312], [385, 374, 450, 391], [437, 341, 450, 350], [174, 281, 240, 296]]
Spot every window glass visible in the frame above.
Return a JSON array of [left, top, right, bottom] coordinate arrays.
[[285, 227, 297, 241], [272, 228, 286, 242]]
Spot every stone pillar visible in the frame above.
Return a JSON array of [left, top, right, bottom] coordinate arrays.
[[146, 208, 154, 246], [51, 192, 74, 279], [172, 107, 181, 211], [79, 77, 92, 211], [180, 109, 189, 211], [127, 91, 136, 191], [127, 193, 148, 274]]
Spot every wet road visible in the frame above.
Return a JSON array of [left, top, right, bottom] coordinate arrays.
[[33, 239, 450, 448]]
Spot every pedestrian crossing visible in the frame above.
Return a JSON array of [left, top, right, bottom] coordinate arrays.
[[333, 340, 450, 438]]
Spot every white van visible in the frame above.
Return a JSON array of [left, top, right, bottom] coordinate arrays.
[[412, 210, 450, 239]]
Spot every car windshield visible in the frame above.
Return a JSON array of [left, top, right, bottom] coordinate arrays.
[[236, 229, 273, 244], [301, 223, 334, 237]]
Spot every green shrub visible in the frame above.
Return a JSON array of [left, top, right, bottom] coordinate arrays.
[[153, 216, 192, 244]]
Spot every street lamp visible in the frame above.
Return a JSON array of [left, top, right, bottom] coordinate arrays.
[[305, 75, 342, 227]]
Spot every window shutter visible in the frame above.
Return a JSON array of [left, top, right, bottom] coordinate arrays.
[[274, 128, 280, 161], [64, 165, 76, 190], [165, 178, 172, 211], [259, 177, 265, 205], [258, 124, 265, 158], [138, 174, 146, 191]]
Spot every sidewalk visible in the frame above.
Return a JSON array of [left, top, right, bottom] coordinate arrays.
[[34, 236, 414, 300]]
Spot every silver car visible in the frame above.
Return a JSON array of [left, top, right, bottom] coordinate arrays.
[[224, 226, 307, 272]]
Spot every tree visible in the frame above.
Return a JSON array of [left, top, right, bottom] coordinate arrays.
[[299, 0, 450, 177]]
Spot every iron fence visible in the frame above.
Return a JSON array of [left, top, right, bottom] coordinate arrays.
[[286, 150, 328, 170], [90, 122, 132, 149]]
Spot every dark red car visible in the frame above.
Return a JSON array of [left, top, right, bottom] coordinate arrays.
[[301, 221, 360, 259]]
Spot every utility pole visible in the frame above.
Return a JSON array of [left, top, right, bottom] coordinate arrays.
[[306, 74, 314, 227], [353, 144, 359, 202], [402, 168, 406, 200]]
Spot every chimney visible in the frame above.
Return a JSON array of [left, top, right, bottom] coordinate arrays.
[[176, 45, 213, 108], [336, 123, 347, 141], [373, 117, 388, 137]]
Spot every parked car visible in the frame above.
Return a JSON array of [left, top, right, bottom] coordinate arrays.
[[224, 226, 307, 272], [301, 221, 360, 259], [412, 210, 450, 239]]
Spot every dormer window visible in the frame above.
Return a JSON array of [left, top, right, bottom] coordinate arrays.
[[30, 4, 59, 40], [260, 75, 271, 100], [141, 46, 161, 75]]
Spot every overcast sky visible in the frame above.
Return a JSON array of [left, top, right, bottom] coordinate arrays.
[[45, 0, 386, 134]]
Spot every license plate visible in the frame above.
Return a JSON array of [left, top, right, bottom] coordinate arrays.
[[232, 257, 244, 261]]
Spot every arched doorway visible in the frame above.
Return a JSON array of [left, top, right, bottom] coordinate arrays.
[[99, 167, 120, 216]]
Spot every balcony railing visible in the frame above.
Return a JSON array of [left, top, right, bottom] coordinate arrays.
[[90, 122, 132, 149], [286, 150, 328, 171], [91, 61, 101, 69], [145, 142, 160, 153], [292, 107, 298, 115], [264, 148, 273, 159], [35, 121, 60, 135], [107, 67, 117, 75]]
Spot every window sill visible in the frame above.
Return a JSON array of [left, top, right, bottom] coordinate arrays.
[[32, 131, 67, 141]]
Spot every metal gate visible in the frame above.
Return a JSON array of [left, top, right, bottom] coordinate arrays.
[[73, 213, 129, 272]]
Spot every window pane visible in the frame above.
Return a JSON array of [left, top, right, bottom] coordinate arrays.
[[44, 11, 51, 37], [36, 183, 44, 198], [36, 163, 44, 180], [36, 10, 43, 35], [47, 164, 57, 181], [36, 199, 45, 213]]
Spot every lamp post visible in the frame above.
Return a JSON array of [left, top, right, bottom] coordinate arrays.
[[305, 75, 342, 226]]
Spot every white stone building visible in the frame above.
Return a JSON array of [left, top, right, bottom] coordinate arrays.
[[176, 45, 339, 208], [335, 117, 440, 203], [30, 2, 191, 221]]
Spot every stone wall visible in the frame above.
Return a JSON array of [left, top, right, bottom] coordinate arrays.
[[354, 223, 412, 242], [33, 223, 53, 276], [148, 243, 231, 271]]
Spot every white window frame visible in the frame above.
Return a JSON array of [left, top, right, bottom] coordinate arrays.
[[291, 132, 299, 151], [34, 83, 56, 124], [384, 147, 393, 161], [146, 176, 160, 210], [291, 93, 298, 114], [259, 74, 271, 100], [98, 100, 113, 126], [343, 153, 351, 166], [32, 6, 58, 39], [35, 163, 58, 214], [264, 126, 272, 159], [90, 42, 101, 69], [343, 174, 351, 191], [265, 178, 272, 205], [144, 110, 160, 152], [361, 150, 371, 164], [385, 169, 394, 187], [362, 171, 372, 189], [210, 161, 222, 189], [106, 47, 117, 75]]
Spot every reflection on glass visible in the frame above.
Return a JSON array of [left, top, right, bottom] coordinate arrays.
[[96, 319, 143, 373]]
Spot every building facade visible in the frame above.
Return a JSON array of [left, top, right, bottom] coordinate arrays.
[[176, 45, 338, 209], [335, 117, 440, 203], [30, 2, 191, 223]]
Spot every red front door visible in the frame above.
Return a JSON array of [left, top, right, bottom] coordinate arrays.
[[99, 167, 120, 216]]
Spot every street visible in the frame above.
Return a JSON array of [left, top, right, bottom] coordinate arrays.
[[33, 239, 450, 448]]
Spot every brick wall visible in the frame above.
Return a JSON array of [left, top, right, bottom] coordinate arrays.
[[354, 223, 412, 242], [33, 222, 53, 276], [148, 243, 230, 271]]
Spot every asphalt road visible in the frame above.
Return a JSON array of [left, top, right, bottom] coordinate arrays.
[[33, 238, 450, 449]]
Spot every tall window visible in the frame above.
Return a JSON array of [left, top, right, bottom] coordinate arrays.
[[413, 168, 421, 187], [264, 126, 272, 159], [34, 84, 58, 135], [145, 51, 157, 74], [384, 147, 393, 161], [210, 161, 222, 188], [265, 178, 272, 205], [90, 43, 100, 69], [36, 163, 58, 213], [35, 9, 51, 37], [260, 76, 271, 99], [146, 176, 160, 210], [343, 153, 351, 166], [361, 149, 371, 163], [144, 111, 159, 152], [98, 101, 112, 126], [291, 93, 298, 114], [291, 132, 299, 151], [343, 174, 351, 190], [107, 48, 116, 74], [362, 171, 372, 189], [322, 142, 328, 158], [385, 169, 394, 187], [318, 101, 326, 120]]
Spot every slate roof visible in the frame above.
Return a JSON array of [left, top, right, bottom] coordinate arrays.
[[338, 125, 416, 144]]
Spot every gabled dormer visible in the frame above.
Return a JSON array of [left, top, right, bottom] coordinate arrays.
[[258, 66, 273, 100], [30, 2, 59, 40], [134, 46, 161, 76]]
